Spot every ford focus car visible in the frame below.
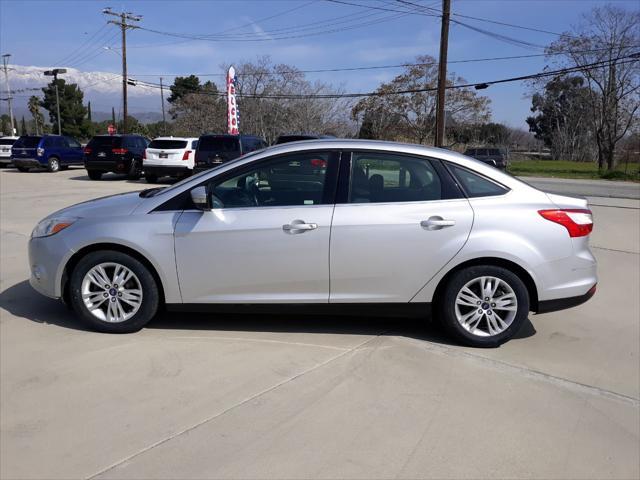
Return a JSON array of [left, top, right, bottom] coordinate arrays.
[[28, 139, 597, 347]]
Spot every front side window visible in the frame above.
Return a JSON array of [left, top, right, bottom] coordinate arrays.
[[210, 151, 335, 208], [349, 152, 444, 203], [449, 164, 509, 198]]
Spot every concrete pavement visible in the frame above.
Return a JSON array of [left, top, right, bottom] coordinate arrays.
[[1, 167, 638, 479]]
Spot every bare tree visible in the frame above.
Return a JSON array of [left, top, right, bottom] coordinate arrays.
[[351, 55, 490, 144], [547, 5, 640, 170]]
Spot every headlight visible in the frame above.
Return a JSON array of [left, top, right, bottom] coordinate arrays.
[[31, 217, 79, 238]]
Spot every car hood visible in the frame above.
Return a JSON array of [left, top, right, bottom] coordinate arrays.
[[45, 191, 144, 220]]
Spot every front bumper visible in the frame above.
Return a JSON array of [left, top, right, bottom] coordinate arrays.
[[28, 234, 73, 299], [13, 158, 45, 169]]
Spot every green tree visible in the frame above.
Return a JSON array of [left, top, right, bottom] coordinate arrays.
[[20, 116, 27, 135], [40, 78, 88, 137], [28, 96, 44, 135], [87, 101, 92, 122], [168, 75, 202, 104], [526, 76, 594, 161]]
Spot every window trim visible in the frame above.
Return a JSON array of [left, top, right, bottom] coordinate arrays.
[[154, 148, 341, 212], [443, 161, 511, 199], [339, 150, 464, 205]]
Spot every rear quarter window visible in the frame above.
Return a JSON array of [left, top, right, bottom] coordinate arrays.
[[14, 136, 42, 148], [449, 164, 509, 198]]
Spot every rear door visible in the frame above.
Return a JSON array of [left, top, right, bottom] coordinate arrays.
[[329, 151, 474, 303]]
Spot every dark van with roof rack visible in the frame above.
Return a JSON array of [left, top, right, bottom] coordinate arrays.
[[194, 134, 267, 173]]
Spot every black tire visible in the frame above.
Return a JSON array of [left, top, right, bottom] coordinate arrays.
[[437, 265, 530, 348], [69, 250, 160, 333], [87, 170, 102, 180], [128, 158, 141, 180], [16, 166, 30, 172], [145, 173, 158, 183], [48, 157, 60, 172]]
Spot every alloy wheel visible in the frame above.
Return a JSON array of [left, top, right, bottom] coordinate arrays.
[[454, 276, 518, 337], [81, 262, 143, 323]]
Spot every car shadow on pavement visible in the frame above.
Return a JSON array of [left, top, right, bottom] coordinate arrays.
[[0, 280, 536, 347], [69, 173, 177, 185]]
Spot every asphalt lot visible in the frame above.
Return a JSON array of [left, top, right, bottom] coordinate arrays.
[[1, 167, 638, 479]]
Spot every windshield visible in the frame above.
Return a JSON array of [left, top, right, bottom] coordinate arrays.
[[198, 136, 240, 152], [13, 136, 42, 148], [149, 139, 188, 150], [150, 148, 267, 197]]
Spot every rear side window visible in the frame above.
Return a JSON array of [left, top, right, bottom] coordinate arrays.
[[66, 137, 81, 148], [449, 164, 509, 198], [198, 136, 240, 152], [349, 152, 449, 203], [149, 139, 188, 150], [14, 136, 42, 148]]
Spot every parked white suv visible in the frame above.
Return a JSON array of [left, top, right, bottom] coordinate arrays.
[[143, 137, 199, 183], [0, 136, 19, 166]]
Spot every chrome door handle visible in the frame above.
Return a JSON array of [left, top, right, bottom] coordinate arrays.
[[283, 220, 318, 233], [421, 216, 456, 230]]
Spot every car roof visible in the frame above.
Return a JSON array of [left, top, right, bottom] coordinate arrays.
[[152, 136, 199, 141], [0, 136, 19, 140]]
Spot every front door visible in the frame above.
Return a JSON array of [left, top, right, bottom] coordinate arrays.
[[329, 151, 474, 303], [174, 150, 339, 304]]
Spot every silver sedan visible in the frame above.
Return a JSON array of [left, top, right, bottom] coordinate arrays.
[[28, 139, 597, 347]]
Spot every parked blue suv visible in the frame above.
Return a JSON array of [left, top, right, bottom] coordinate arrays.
[[11, 135, 84, 172]]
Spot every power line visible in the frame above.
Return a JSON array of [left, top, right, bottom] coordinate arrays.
[[125, 46, 638, 77], [125, 55, 639, 99]]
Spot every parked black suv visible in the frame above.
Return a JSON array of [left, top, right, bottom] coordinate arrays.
[[84, 134, 149, 180], [194, 134, 267, 172], [463, 147, 509, 170]]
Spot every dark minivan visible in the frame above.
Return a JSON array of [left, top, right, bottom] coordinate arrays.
[[194, 134, 267, 172], [11, 135, 84, 172], [84, 134, 149, 180], [463, 147, 510, 170]]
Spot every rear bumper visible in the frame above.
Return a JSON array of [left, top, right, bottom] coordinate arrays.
[[536, 284, 597, 314], [13, 158, 44, 168], [85, 159, 130, 173], [144, 165, 191, 176]]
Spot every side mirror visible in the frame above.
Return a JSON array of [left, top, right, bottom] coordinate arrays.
[[191, 186, 211, 211]]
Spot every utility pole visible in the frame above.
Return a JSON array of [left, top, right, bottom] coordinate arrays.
[[1, 54, 15, 135], [160, 77, 167, 135], [103, 8, 141, 135], [44, 68, 67, 135], [434, 0, 450, 148]]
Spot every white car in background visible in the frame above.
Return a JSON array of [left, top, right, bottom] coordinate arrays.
[[0, 136, 19, 166], [143, 137, 199, 183]]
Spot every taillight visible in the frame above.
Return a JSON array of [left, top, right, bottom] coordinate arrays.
[[112, 148, 128, 155], [310, 158, 327, 168], [83, 147, 92, 155], [538, 209, 593, 237], [37, 147, 44, 157], [182, 150, 192, 161]]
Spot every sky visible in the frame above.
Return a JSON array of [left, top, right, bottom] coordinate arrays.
[[0, 0, 638, 129]]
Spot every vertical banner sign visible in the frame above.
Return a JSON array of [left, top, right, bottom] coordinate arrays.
[[227, 66, 239, 135]]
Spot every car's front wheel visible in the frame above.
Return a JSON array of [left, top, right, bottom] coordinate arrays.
[[69, 250, 160, 333], [438, 265, 529, 347]]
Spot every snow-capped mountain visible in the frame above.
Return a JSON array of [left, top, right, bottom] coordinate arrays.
[[2, 64, 162, 121]]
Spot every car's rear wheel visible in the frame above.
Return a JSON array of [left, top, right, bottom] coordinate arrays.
[[48, 157, 60, 172], [145, 173, 158, 183], [128, 159, 141, 180], [69, 250, 160, 333], [87, 170, 102, 180], [438, 265, 529, 347]]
